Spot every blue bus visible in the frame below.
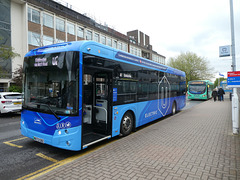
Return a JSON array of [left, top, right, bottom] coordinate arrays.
[[220, 80, 233, 93], [21, 41, 186, 151]]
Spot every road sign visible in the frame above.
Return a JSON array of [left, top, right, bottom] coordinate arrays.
[[219, 45, 231, 57], [227, 71, 240, 87]]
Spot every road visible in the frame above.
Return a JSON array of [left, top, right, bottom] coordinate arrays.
[[0, 99, 203, 180], [0, 113, 80, 180], [182, 98, 205, 110]]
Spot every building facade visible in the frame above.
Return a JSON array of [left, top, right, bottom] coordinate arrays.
[[0, 0, 165, 91]]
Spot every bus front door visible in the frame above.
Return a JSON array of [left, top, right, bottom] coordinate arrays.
[[82, 70, 112, 149]]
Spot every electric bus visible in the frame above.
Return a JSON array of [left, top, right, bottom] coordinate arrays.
[[188, 80, 213, 100], [21, 41, 186, 151], [220, 80, 233, 93]]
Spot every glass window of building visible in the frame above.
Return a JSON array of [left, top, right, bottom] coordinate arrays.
[[130, 46, 138, 56], [123, 43, 128, 52], [152, 54, 156, 62], [94, 33, 99, 42], [43, 35, 54, 46], [113, 40, 117, 49], [130, 38, 136, 44], [28, 31, 41, 46], [56, 38, 65, 43], [28, 7, 40, 24], [77, 27, 84, 38], [56, 18, 65, 32], [43, 13, 53, 28], [67, 22, 75, 35], [86, 30, 92, 40], [101, 36, 106, 45], [118, 42, 122, 50], [107, 38, 112, 47], [138, 49, 141, 57], [133, 48, 136, 55]]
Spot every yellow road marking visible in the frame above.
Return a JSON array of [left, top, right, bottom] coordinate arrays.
[[17, 139, 118, 180], [36, 153, 59, 163], [3, 137, 27, 148]]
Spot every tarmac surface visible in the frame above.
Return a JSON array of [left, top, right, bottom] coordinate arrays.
[[36, 97, 240, 180]]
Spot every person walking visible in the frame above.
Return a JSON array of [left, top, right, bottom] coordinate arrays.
[[212, 88, 218, 102], [218, 87, 225, 101]]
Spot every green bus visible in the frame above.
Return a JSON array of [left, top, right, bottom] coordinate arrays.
[[187, 80, 214, 100]]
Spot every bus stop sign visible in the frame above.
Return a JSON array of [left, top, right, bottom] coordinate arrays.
[[219, 45, 231, 57], [227, 71, 240, 87]]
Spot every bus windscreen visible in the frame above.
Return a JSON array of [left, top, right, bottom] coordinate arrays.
[[189, 84, 206, 94], [23, 51, 79, 116]]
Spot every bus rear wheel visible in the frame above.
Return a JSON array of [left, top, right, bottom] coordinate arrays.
[[120, 112, 133, 136], [172, 102, 177, 115]]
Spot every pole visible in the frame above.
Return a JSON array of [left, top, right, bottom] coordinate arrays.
[[230, 0, 239, 134]]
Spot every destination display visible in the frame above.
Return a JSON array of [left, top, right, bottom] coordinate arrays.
[[189, 81, 205, 85]]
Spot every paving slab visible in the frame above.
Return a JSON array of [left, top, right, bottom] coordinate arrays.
[[36, 98, 240, 180]]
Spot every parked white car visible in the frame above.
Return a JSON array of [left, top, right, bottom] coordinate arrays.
[[0, 92, 23, 114]]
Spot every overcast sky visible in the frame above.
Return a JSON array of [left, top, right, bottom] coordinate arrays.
[[66, 0, 240, 79]]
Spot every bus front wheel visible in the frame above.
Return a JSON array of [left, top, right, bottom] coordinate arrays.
[[120, 112, 133, 136]]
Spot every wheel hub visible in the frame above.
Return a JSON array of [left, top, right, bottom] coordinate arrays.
[[123, 116, 131, 131]]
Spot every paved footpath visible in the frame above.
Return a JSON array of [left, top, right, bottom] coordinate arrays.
[[37, 98, 240, 180]]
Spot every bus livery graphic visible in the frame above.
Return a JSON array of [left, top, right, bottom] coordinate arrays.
[[158, 76, 171, 116]]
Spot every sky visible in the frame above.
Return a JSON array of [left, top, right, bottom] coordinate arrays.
[[65, 0, 240, 80]]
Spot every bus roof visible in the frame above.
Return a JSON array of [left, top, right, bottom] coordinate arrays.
[[25, 41, 185, 77]]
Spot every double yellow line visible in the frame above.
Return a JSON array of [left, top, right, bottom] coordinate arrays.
[[36, 153, 59, 163], [3, 137, 27, 148], [3, 137, 58, 164], [16, 144, 109, 180], [3, 136, 117, 180]]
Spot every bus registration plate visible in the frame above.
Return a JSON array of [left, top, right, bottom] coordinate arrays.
[[33, 136, 44, 144]]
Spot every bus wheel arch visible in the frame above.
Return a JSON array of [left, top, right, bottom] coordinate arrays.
[[120, 110, 135, 136], [172, 101, 177, 115]]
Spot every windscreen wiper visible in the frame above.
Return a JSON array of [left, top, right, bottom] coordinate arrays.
[[32, 102, 61, 121]]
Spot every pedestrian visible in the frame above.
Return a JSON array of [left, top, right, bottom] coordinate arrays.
[[218, 87, 225, 101], [212, 88, 218, 102]]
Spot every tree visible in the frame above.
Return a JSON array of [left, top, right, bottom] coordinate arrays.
[[0, 36, 19, 61], [0, 36, 20, 78], [9, 66, 23, 92], [0, 45, 19, 60], [167, 52, 214, 84], [214, 77, 226, 88]]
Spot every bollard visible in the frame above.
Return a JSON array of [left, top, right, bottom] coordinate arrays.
[[232, 90, 239, 134]]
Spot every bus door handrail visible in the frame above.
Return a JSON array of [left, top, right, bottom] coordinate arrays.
[[94, 106, 108, 123]]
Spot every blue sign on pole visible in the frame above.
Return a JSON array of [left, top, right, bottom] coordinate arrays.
[[227, 71, 240, 87]]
